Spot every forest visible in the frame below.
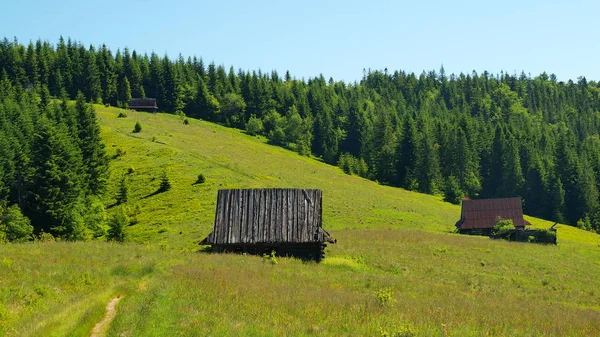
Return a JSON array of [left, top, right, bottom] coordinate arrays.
[[1, 36, 600, 241]]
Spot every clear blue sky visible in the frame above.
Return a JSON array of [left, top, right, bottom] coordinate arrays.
[[2, 0, 598, 82]]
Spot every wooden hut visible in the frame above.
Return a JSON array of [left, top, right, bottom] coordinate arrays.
[[455, 197, 530, 235], [129, 98, 158, 112], [200, 188, 336, 261]]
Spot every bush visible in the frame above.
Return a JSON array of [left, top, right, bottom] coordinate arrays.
[[492, 218, 514, 236], [337, 153, 369, 178], [107, 208, 128, 242], [183, 118, 189, 125], [133, 121, 142, 133], [268, 127, 286, 146], [375, 288, 397, 306], [117, 112, 128, 118], [246, 115, 264, 136], [36, 230, 55, 242], [0, 204, 33, 243], [83, 197, 108, 238], [196, 173, 206, 184], [115, 148, 126, 158]]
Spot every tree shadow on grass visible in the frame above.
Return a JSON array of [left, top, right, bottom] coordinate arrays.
[[142, 189, 165, 199]]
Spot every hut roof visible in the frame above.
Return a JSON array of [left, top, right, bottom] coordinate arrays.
[[456, 197, 530, 230], [129, 98, 158, 109], [200, 188, 335, 245]]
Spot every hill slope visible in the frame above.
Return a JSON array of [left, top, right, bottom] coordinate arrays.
[[96, 106, 600, 249], [1, 105, 599, 337]]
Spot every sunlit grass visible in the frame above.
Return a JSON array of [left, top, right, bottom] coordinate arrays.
[[1, 105, 599, 336]]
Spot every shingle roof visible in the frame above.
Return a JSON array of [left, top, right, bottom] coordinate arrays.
[[457, 197, 529, 229]]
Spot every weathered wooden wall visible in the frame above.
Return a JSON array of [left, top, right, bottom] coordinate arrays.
[[203, 188, 330, 245]]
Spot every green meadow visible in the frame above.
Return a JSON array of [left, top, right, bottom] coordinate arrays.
[[1, 106, 599, 336]]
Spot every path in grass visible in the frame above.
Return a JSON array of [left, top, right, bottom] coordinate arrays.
[[90, 297, 122, 337]]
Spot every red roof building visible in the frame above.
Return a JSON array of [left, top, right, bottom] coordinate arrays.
[[455, 197, 530, 234]]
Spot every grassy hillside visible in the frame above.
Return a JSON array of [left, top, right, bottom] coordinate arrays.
[[96, 106, 600, 249], [1, 106, 600, 336]]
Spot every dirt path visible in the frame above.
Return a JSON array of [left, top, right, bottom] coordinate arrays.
[[90, 296, 122, 337]]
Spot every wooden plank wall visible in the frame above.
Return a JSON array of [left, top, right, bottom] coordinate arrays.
[[207, 188, 323, 244]]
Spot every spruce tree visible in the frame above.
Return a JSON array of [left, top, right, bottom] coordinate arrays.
[[75, 92, 108, 196], [28, 118, 87, 239], [118, 76, 132, 108], [396, 116, 418, 189]]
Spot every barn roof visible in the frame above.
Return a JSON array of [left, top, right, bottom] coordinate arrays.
[[200, 188, 335, 245], [129, 98, 158, 109], [456, 197, 530, 230]]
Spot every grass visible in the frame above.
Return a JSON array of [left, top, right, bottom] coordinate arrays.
[[1, 105, 599, 336]]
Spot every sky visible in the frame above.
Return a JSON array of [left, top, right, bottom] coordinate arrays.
[[2, 0, 599, 83]]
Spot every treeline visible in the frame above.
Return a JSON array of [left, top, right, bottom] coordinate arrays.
[[2, 37, 600, 233]]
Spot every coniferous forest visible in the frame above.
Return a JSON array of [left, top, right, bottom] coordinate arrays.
[[2, 36, 600, 241]]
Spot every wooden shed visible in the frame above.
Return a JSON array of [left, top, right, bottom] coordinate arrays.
[[129, 98, 158, 112], [455, 197, 530, 235], [199, 188, 336, 261]]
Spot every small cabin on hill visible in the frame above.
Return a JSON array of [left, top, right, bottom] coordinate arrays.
[[129, 98, 158, 112], [455, 197, 530, 235], [199, 188, 336, 261]]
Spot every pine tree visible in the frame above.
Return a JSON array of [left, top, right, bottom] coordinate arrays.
[[189, 75, 220, 120], [118, 76, 132, 108], [117, 176, 129, 204], [415, 125, 442, 194], [444, 175, 463, 205], [75, 92, 108, 196], [159, 171, 171, 192], [84, 46, 102, 103], [373, 111, 397, 184], [396, 116, 418, 189], [498, 134, 524, 197], [28, 118, 87, 239]]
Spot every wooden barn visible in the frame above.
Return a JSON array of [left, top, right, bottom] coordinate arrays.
[[129, 98, 158, 112], [455, 197, 530, 235], [199, 188, 336, 261]]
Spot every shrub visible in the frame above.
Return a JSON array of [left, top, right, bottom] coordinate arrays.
[[246, 115, 263, 136], [183, 118, 189, 125], [36, 230, 55, 242], [83, 197, 108, 238], [262, 250, 278, 265], [115, 148, 126, 158], [107, 208, 128, 242], [117, 112, 128, 118], [133, 121, 142, 133], [374, 288, 397, 306], [268, 127, 286, 146], [536, 228, 557, 243], [337, 153, 369, 178], [196, 173, 206, 184], [0, 204, 33, 243], [491, 218, 514, 236]]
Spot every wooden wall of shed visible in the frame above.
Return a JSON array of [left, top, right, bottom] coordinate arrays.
[[208, 188, 324, 245]]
